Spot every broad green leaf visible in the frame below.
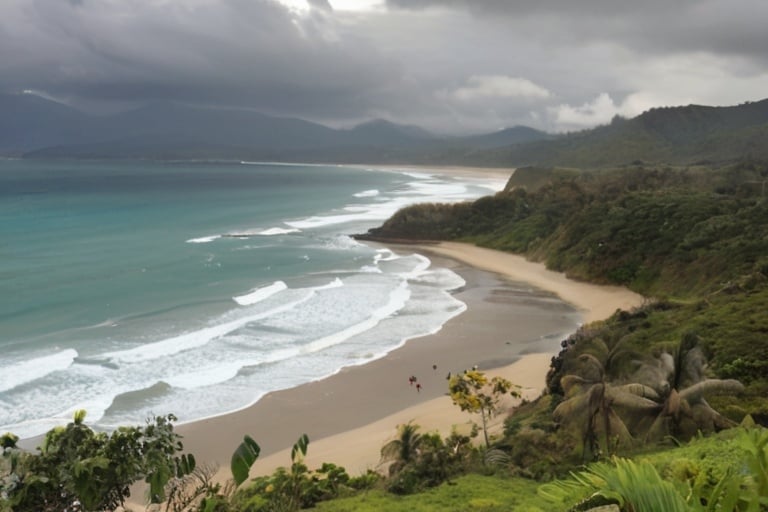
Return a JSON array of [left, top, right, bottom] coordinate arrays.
[[231, 435, 261, 486]]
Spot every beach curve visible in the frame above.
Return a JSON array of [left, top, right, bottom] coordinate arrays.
[[169, 242, 643, 483]]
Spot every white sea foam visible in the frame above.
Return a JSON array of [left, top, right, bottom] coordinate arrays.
[[103, 292, 316, 364], [285, 175, 483, 231], [103, 277, 347, 365], [405, 180, 469, 199], [400, 253, 432, 279], [0, 349, 78, 392], [400, 171, 433, 179], [301, 281, 410, 354], [314, 277, 344, 290], [254, 227, 300, 236], [61, 394, 116, 425], [285, 212, 371, 229], [412, 268, 466, 291], [374, 249, 400, 262], [324, 235, 365, 251], [186, 235, 221, 244], [234, 281, 288, 306], [354, 189, 380, 198], [164, 362, 244, 390]]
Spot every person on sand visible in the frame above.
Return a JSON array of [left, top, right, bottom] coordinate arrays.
[[409, 375, 417, 386], [416, 383, 422, 393]]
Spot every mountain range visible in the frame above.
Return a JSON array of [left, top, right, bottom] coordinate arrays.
[[2, 92, 767, 167]]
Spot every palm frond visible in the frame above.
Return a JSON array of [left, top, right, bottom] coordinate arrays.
[[561, 374, 592, 396], [613, 383, 661, 401], [679, 379, 744, 403]]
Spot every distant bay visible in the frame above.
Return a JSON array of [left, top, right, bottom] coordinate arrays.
[[0, 159, 507, 438]]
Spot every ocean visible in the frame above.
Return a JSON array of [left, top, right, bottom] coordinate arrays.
[[0, 159, 508, 438]]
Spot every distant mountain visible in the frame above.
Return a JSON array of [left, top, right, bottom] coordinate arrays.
[[345, 119, 434, 145], [9, 95, 550, 161], [5, 93, 768, 167], [0, 93, 90, 152], [97, 102, 343, 150], [456, 125, 554, 149]]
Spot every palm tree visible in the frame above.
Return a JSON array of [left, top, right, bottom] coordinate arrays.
[[380, 421, 423, 475], [553, 354, 660, 460], [635, 333, 744, 442]]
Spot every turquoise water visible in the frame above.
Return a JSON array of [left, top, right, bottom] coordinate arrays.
[[0, 159, 506, 437]]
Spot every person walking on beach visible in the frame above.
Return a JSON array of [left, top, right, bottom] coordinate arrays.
[[416, 383, 422, 393]]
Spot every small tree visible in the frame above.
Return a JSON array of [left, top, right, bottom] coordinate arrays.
[[231, 434, 354, 511], [380, 421, 423, 476], [0, 411, 194, 511], [448, 370, 520, 447]]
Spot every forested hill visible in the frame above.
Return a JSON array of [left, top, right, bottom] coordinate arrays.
[[471, 99, 768, 168], [360, 161, 768, 423]]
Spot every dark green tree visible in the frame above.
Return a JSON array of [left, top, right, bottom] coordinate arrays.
[[0, 411, 194, 511]]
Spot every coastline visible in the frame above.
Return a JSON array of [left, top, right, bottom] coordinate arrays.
[[174, 252, 582, 465], [170, 242, 643, 479], [420, 242, 645, 324], [339, 163, 515, 185]]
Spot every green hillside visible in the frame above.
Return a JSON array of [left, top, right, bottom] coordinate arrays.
[[474, 100, 768, 168], [361, 161, 768, 422]]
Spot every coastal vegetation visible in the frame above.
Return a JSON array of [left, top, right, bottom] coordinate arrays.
[[0, 412, 195, 511]]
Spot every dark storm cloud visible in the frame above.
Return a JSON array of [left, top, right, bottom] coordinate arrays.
[[0, 0, 399, 118], [385, 0, 768, 62], [1, 0, 766, 133]]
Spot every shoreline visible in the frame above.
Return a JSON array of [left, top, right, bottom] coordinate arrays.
[[171, 242, 643, 476], [174, 252, 582, 465], [418, 242, 645, 324], [342, 163, 515, 183]]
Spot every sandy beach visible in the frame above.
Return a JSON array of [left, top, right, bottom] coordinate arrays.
[[170, 242, 643, 482]]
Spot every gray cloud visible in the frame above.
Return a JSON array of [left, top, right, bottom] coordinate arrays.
[[385, 0, 768, 62], [307, 0, 333, 10], [1, 0, 766, 134]]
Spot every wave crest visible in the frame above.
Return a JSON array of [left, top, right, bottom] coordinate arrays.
[[234, 281, 288, 306], [0, 349, 78, 392]]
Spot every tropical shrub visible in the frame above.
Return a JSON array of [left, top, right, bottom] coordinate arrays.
[[0, 411, 194, 511], [538, 425, 768, 511], [380, 423, 477, 495], [230, 434, 356, 512]]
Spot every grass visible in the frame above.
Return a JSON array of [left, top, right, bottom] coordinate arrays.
[[314, 473, 550, 512], [315, 428, 761, 512]]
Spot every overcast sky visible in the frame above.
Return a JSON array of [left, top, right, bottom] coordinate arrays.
[[2, 0, 766, 134]]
